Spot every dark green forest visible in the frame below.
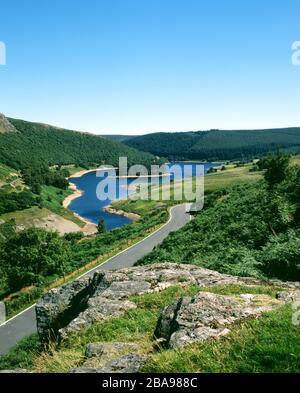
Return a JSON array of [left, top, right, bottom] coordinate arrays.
[[125, 128, 300, 160], [137, 153, 300, 281], [0, 208, 168, 316], [0, 117, 160, 170]]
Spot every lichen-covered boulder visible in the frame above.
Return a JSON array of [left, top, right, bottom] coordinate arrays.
[[154, 292, 283, 348], [36, 263, 299, 341]]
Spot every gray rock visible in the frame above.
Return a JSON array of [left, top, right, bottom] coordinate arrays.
[[36, 272, 106, 340], [103, 353, 149, 373], [70, 354, 148, 373], [276, 291, 300, 302], [59, 298, 136, 339], [36, 263, 300, 341], [155, 292, 283, 348], [82, 342, 140, 368], [100, 280, 151, 299], [85, 342, 139, 359]]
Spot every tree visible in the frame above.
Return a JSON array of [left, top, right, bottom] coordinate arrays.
[[1, 228, 71, 292], [97, 218, 106, 234], [31, 183, 41, 195], [263, 152, 290, 188]]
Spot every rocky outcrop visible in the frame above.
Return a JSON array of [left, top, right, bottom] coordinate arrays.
[[154, 292, 283, 348], [70, 354, 148, 373], [36, 273, 106, 341], [36, 263, 300, 341], [69, 342, 147, 373], [276, 291, 300, 302], [0, 114, 17, 133]]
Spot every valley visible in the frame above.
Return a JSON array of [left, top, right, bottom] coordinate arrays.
[[0, 114, 299, 374]]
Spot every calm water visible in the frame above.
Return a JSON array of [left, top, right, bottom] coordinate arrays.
[[69, 162, 219, 231]]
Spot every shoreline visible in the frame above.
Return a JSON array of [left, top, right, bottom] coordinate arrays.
[[63, 181, 97, 229], [69, 166, 117, 179], [69, 167, 170, 180], [103, 205, 140, 221], [63, 183, 83, 209], [63, 168, 141, 228]]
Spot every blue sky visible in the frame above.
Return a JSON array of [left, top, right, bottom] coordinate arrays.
[[0, 0, 299, 134]]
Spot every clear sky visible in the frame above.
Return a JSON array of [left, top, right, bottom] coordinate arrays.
[[0, 0, 300, 135]]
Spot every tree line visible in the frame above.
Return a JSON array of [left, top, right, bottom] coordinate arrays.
[[125, 128, 300, 160]]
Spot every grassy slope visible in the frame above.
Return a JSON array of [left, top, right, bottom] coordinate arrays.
[[1, 160, 299, 372], [113, 163, 263, 215], [1, 284, 299, 373], [0, 185, 84, 228]]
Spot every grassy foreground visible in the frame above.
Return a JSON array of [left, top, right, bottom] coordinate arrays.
[[1, 283, 299, 373]]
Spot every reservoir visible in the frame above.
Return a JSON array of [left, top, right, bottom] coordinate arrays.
[[68, 162, 219, 230]]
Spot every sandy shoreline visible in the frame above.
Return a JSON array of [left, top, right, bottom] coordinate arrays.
[[63, 168, 141, 228], [63, 183, 83, 209], [63, 181, 97, 230], [69, 167, 117, 179]]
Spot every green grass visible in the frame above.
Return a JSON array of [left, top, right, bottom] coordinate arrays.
[[114, 163, 263, 216], [0, 334, 41, 371], [291, 155, 300, 166], [0, 206, 50, 224], [204, 164, 262, 193], [0, 163, 16, 180], [144, 304, 300, 373], [1, 283, 294, 373], [0, 186, 83, 228]]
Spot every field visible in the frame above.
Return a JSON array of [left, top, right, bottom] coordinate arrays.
[[113, 162, 263, 215]]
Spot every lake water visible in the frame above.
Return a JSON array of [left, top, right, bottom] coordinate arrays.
[[68, 162, 219, 231]]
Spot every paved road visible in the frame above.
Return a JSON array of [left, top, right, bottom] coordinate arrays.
[[0, 204, 191, 355]]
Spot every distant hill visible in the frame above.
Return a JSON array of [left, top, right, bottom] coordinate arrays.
[[102, 134, 138, 142], [0, 116, 160, 170], [124, 128, 300, 161]]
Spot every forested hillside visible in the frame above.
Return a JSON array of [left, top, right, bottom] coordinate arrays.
[[102, 134, 136, 142], [138, 153, 300, 282], [125, 128, 300, 160], [0, 116, 159, 170]]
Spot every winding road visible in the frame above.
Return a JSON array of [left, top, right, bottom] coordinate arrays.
[[0, 204, 191, 355]]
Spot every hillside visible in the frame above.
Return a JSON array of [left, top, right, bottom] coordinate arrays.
[[1, 264, 299, 373], [137, 156, 300, 282], [124, 128, 300, 160], [0, 116, 160, 170], [0, 114, 17, 134], [102, 134, 137, 142]]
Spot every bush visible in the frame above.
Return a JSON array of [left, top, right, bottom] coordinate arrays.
[[1, 228, 71, 292], [259, 233, 300, 281]]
